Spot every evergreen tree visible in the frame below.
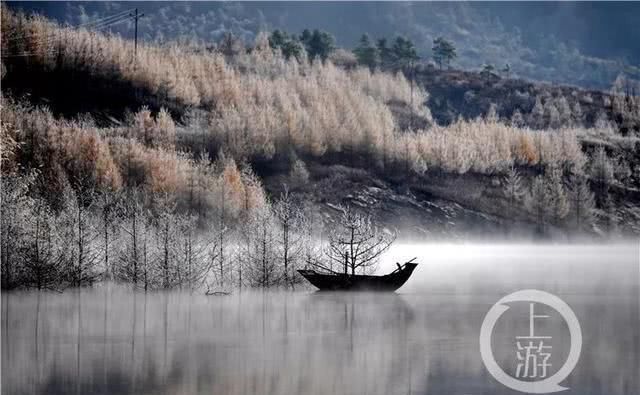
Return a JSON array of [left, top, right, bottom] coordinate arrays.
[[392, 36, 419, 70], [269, 30, 304, 60], [502, 63, 511, 78], [300, 29, 335, 61], [482, 64, 496, 75], [376, 38, 393, 68], [353, 34, 379, 70], [432, 37, 457, 69]]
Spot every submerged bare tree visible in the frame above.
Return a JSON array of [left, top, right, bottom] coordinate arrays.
[[244, 205, 280, 288], [116, 188, 150, 289], [22, 199, 65, 290], [63, 180, 102, 287], [321, 206, 396, 276], [272, 188, 304, 289], [178, 214, 217, 291], [1, 172, 37, 289]]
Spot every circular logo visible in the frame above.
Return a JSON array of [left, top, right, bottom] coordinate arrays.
[[479, 289, 582, 393]]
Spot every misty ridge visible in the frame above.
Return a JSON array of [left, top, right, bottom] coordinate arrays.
[[1, 3, 640, 292], [10, 1, 640, 90]]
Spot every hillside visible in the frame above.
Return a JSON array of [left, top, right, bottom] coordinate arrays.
[[8, 1, 640, 90], [2, 6, 640, 292]]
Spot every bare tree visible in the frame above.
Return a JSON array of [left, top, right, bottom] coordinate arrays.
[[63, 179, 102, 287], [322, 206, 396, 276], [1, 172, 37, 289], [116, 188, 149, 288], [178, 214, 217, 291], [152, 195, 181, 290], [272, 188, 304, 289], [219, 32, 244, 58], [96, 188, 122, 281], [244, 205, 280, 288], [22, 199, 65, 290]]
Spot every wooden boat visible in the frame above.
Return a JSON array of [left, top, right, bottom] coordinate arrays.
[[298, 258, 418, 292]]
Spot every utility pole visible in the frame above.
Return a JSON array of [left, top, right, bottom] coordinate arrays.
[[129, 8, 145, 59]]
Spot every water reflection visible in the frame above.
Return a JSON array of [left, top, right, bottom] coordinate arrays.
[[2, 244, 638, 395]]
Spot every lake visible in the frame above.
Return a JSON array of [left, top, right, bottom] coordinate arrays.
[[2, 243, 638, 395]]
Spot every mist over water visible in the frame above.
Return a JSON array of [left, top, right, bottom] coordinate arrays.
[[2, 243, 638, 395]]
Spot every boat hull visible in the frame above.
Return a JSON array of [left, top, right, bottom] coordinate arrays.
[[298, 263, 418, 292]]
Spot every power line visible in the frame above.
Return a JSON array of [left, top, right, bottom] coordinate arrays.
[[129, 8, 145, 59], [1, 9, 141, 59], [2, 9, 135, 45]]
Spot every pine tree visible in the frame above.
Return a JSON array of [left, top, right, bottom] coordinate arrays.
[[353, 34, 379, 70], [392, 36, 419, 71], [432, 37, 457, 69], [376, 38, 393, 68], [300, 29, 335, 61]]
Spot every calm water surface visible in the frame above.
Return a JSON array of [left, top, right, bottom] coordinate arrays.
[[2, 244, 639, 395]]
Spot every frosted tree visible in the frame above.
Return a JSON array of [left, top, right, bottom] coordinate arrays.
[[566, 175, 596, 230], [544, 100, 561, 129], [486, 103, 499, 123], [510, 109, 525, 128], [1, 172, 37, 289], [323, 206, 396, 276], [589, 147, 614, 206], [571, 102, 583, 125], [298, 212, 324, 272], [152, 195, 182, 289], [177, 214, 215, 291], [555, 96, 572, 126], [116, 188, 151, 289], [61, 178, 102, 287], [503, 166, 525, 213], [290, 156, 310, 185], [526, 176, 550, 235], [96, 188, 122, 280], [272, 189, 304, 289], [529, 96, 545, 129], [545, 165, 569, 224], [244, 205, 281, 288], [603, 196, 620, 234], [22, 198, 65, 290]]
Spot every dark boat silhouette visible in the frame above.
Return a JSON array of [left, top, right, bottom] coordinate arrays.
[[298, 258, 418, 291]]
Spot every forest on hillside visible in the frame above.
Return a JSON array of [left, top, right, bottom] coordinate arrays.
[[9, 1, 640, 90], [1, 7, 639, 292]]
